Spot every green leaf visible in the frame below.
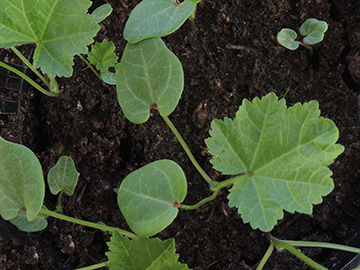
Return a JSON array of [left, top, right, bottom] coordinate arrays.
[[118, 160, 187, 237], [277, 28, 299, 50], [101, 72, 117, 85], [88, 40, 119, 73], [0, 137, 45, 221], [91, 3, 113, 23], [205, 93, 344, 232], [116, 37, 184, 124], [47, 156, 79, 196], [10, 208, 48, 232], [106, 232, 191, 270], [124, 0, 196, 44], [300, 18, 328, 45], [0, 0, 101, 78]]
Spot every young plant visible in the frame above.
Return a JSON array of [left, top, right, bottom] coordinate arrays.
[[85, 39, 119, 83], [0, 1, 111, 97], [277, 18, 328, 56], [112, 35, 360, 266], [0, 137, 189, 269]]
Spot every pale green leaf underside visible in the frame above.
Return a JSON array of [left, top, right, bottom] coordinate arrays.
[[10, 208, 48, 232], [124, 0, 195, 44], [0, 0, 100, 78], [88, 40, 119, 73], [118, 160, 187, 237], [91, 3, 113, 23], [0, 137, 45, 221], [300, 18, 328, 45], [116, 37, 184, 124], [47, 156, 79, 196], [205, 92, 344, 232], [106, 232, 190, 270], [277, 28, 299, 50]]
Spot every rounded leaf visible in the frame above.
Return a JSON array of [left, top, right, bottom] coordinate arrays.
[[300, 18, 328, 45], [124, 0, 196, 43], [0, 137, 45, 221], [47, 156, 79, 196], [277, 28, 299, 50], [116, 37, 184, 124], [118, 160, 187, 237], [10, 208, 48, 232]]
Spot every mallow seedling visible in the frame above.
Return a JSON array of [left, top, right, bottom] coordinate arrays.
[[0, 1, 111, 97], [0, 137, 189, 269], [277, 18, 328, 56]]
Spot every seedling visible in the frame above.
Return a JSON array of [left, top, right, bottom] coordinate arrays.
[[277, 18, 328, 56], [0, 1, 112, 97]]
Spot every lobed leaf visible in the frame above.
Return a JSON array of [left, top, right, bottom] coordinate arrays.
[[0, 0, 101, 78], [277, 28, 299, 50], [47, 156, 79, 196], [116, 37, 184, 124], [124, 0, 196, 44], [106, 232, 190, 270], [205, 93, 344, 232], [118, 160, 187, 237], [0, 137, 45, 221], [88, 40, 119, 73], [300, 18, 328, 45]]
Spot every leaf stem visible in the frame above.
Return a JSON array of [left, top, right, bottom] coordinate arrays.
[[277, 239, 360, 254], [75, 262, 107, 270], [211, 174, 246, 190], [78, 54, 102, 80], [181, 189, 219, 210], [297, 41, 314, 57], [162, 115, 214, 185], [256, 240, 275, 270], [10, 46, 50, 87], [0, 61, 58, 97], [40, 207, 138, 239], [272, 239, 327, 270]]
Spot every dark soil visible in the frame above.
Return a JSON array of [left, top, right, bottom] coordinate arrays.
[[1, 0, 360, 269]]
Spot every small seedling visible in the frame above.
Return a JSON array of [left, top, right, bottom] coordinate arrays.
[[277, 18, 328, 56]]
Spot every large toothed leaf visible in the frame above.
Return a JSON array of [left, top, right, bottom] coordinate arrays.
[[0, 137, 45, 221], [116, 37, 184, 124], [124, 0, 196, 44], [118, 160, 187, 237], [205, 92, 344, 232], [106, 232, 191, 270], [0, 0, 100, 78], [47, 156, 79, 196]]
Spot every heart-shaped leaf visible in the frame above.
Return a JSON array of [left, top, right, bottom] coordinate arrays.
[[0, 0, 100, 78], [124, 0, 196, 44], [205, 93, 344, 232], [277, 28, 299, 50], [0, 137, 45, 221], [118, 160, 187, 237], [300, 18, 328, 45], [10, 208, 48, 232], [47, 156, 79, 196], [116, 37, 184, 124], [106, 232, 191, 270]]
